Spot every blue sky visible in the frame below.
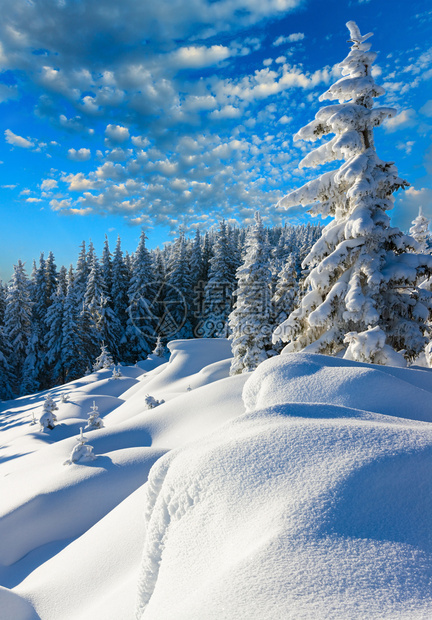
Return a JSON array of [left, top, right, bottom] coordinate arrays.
[[0, 0, 431, 281]]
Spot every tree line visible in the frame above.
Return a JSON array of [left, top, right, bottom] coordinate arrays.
[[0, 221, 322, 399]]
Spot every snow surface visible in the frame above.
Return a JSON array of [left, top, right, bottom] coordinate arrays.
[[2, 339, 432, 619]]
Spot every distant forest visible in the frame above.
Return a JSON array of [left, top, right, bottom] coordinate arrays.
[[0, 221, 322, 398]]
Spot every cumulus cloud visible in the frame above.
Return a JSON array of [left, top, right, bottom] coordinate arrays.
[[273, 33, 305, 46], [384, 108, 417, 132], [68, 148, 91, 161], [41, 179, 58, 191], [170, 45, 231, 68], [105, 124, 130, 143], [63, 173, 97, 192], [4, 129, 34, 148], [209, 105, 242, 119]]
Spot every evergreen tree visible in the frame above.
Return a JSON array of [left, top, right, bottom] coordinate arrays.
[[409, 208, 430, 254], [45, 266, 68, 385], [102, 235, 113, 299], [124, 231, 156, 362], [229, 213, 273, 374], [164, 228, 193, 339], [93, 344, 114, 370], [62, 267, 88, 381], [4, 261, 33, 394], [0, 326, 13, 400], [45, 251, 58, 302], [272, 255, 299, 349], [200, 221, 236, 337], [275, 21, 432, 364], [201, 231, 213, 283], [111, 235, 130, 358]]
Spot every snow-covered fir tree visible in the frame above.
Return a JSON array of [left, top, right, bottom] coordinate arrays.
[[45, 266, 67, 385], [152, 336, 166, 358], [229, 213, 273, 374], [102, 235, 113, 299], [200, 221, 236, 337], [0, 327, 13, 400], [111, 235, 129, 359], [4, 261, 33, 395], [61, 267, 89, 381], [409, 208, 430, 254], [272, 255, 299, 349], [164, 228, 194, 339], [64, 428, 96, 464], [275, 21, 432, 365], [39, 395, 58, 430], [124, 231, 156, 362], [85, 401, 104, 430], [93, 343, 114, 370]]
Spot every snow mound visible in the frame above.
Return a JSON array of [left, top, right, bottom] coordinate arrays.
[[142, 338, 232, 393], [136, 353, 432, 619], [244, 352, 432, 422]]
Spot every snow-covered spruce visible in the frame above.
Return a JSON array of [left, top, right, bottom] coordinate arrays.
[[84, 401, 104, 430], [152, 336, 166, 358], [274, 21, 432, 364], [229, 212, 273, 374], [272, 254, 299, 349], [39, 395, 59, 430], [93, 343, 114, 371], [410, 207, 430, 254], [64, 427, 96, 465]]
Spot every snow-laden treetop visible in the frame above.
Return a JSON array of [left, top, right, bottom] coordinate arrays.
[[273, 21, 432, 363]]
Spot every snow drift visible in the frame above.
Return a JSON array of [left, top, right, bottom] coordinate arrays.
[[136, 353, 432, 619], [2, 341, 432, 619]]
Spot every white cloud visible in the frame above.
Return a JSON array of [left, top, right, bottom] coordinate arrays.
[[384, 109, 417, 132], [4, 129, 34, 148], [26, 197, 43, 203], [68, 148, 91, 161], [41, 179, 58, 191], [273, 33, 305, 47], [105, 124, 130, 143], [50, 198, 72, 211], [170, 45, 231, 69], [131, 135, 150, 148], [63, 173, 97, 191], [209, 105, 242, 119]]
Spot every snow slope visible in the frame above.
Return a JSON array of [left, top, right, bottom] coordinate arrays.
[[2, 342, 432, 619], [136, 354, 432, 619], [0, 339, 245, 619]]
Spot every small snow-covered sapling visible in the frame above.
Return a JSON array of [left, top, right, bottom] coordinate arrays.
[[30, 411, 37, 425], [144, 394, 165, 409], [60, 393, 70, 403], [39, 395, 59, 430], [64, 427, 96, 465], [111, 366, 123, 379], [85, 400, 104, 430]]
